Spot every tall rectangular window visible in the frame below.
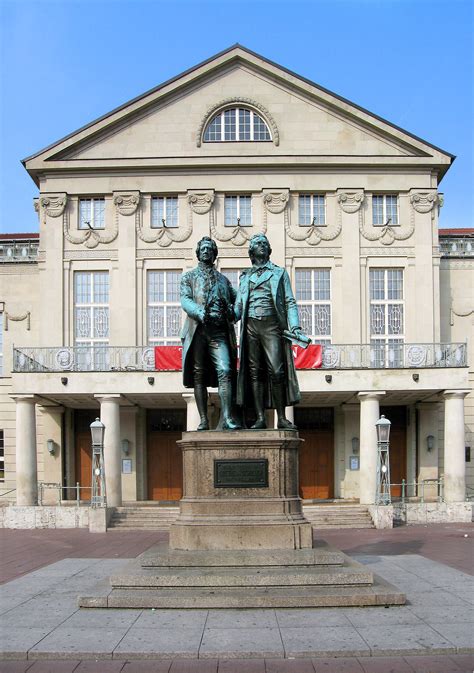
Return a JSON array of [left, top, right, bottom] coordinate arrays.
[[79, 198, 105, 229], [148, 271, 182, 345], [372, 195, 398, 226], [151, 197, 179, 228], [298, 194, 326, 226], [370, 268, 404, 367], [74, 272, 109, 369], [224, 195, 252, 226], [0, 430, 4, 482], [295, 269, 331, 345]]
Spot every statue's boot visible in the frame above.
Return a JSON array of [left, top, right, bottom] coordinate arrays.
[[219, 378, 241, 431], [273, 382, 297, 430], [194, 384, 209, 431], [250, 381, 267, 429]]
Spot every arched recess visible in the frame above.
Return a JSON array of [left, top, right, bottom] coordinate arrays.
[[196, 97, 279, 147]]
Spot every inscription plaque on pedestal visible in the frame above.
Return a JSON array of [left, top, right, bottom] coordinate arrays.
[[214, 458, 268, 488]]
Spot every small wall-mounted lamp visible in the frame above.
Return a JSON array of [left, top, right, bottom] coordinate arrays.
[[147, 376, 155, 385], [412, 373, 420, 382], [325, 374, 332, 383], [61, 377, 68, 385], [426, 435, 435, 452], [351, 436, 360, 454], [121, 439, 131, 455], [46, 439, 55, 456]]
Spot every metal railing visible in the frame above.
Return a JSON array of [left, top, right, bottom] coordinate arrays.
[[440, 237, 474, 258], [13, 342, 467, 373], [0, 488, 16, 500], [38, 482, 93, 506], [0, 240, 39, 263], [391, 477, 444, 505]]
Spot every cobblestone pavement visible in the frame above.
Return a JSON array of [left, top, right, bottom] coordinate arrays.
[[1, 524, 473, 671]]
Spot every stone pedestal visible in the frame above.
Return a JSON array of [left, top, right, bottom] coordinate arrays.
[[169, 430, 313, 551], [79, 428, 406, 609]]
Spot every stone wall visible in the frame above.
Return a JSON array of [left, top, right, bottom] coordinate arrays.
[[0, 505, 89, 529], [393, 502, 472, 525]]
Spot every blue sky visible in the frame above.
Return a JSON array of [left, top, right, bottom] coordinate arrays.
[[1, 0, 472, 233]]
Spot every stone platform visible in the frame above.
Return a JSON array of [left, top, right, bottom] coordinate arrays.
[[78, 429, 405, 609], [78, 540, 406, 608]]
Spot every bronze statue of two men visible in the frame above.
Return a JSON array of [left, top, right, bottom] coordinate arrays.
[[181, 234, 308, 431]]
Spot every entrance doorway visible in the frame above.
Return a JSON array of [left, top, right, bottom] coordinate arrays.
[[381, 406, 407, 497], [147, 410, 185, 501], [296, 408, 334, 500], [74, 410, 97, 502]]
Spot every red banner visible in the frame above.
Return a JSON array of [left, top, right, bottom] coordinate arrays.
[[292, 344, 322, 369], [154, 344, 323, 371], [154, 346, 183, 370]]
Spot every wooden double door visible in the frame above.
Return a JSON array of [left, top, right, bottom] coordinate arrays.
[[147, 431, 183, 501], [298, 429, 334, 500], [381, 406, 407, 497], [74, 410, 96, 502], [146, 409, 185, 501], [296, 408, 334, 500]]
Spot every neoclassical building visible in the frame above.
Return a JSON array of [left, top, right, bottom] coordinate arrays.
[[0, 46, 472, 524]]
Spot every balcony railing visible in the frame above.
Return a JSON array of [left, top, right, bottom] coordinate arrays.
[[439, 236, 474, 257], [12, 342, 467, 373], [0, 240, 39, 263]]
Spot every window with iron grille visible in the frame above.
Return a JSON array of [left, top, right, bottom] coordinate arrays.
[[204, 108, 271, 142], [151, 197, 179, 228], [147, 271, 182, 346], [295, 269, 331, 345], [79, 198, 105, 229], [224, 195, 252, 226], [0, 429, 4, 481], [74, 272, 109, 370], [372, 195, 398, 226], [369, 268, 404, 367], [298, 194, 326, 226]]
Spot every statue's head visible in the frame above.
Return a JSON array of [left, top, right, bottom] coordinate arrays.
[[248, 234, 272, 264], [196, 236, 218, 263]]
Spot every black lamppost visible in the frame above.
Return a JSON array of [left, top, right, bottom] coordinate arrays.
[[90, 417, 106, 507], [375, 414, 391, 505]]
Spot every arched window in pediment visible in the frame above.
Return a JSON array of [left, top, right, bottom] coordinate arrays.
[[203, 107, 272, 143]]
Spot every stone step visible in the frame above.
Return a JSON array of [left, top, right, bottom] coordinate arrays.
[[107, 504, 375, 530], [78, 542, 406, 610], [98, 580, 405, 609], [140, 543, 345, 567]]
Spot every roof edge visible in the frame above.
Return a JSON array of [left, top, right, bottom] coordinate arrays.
[[22, 43, 455, 167]]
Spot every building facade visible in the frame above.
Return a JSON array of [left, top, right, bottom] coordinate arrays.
[[0, 46, 472, 517]]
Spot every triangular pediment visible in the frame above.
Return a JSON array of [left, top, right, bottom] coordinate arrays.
[[23, 45, 453, 181]]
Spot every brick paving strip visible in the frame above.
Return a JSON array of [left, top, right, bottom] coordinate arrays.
[[0, 655, 473, 672], [0, 524, 473, 671]]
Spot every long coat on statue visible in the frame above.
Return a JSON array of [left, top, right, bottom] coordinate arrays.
[[234, 262, 301, 408], [180, 266, 237, 389]]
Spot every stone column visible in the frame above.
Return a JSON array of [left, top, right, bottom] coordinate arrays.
[[183, 393, 200, 431], [95, 394, 122, 507], [443, 390, 469, 503], [13, 396, 38, 506], [358, 391, 386, 505]]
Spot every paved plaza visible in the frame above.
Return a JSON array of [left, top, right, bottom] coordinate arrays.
[[0, 524, 473, 672]]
